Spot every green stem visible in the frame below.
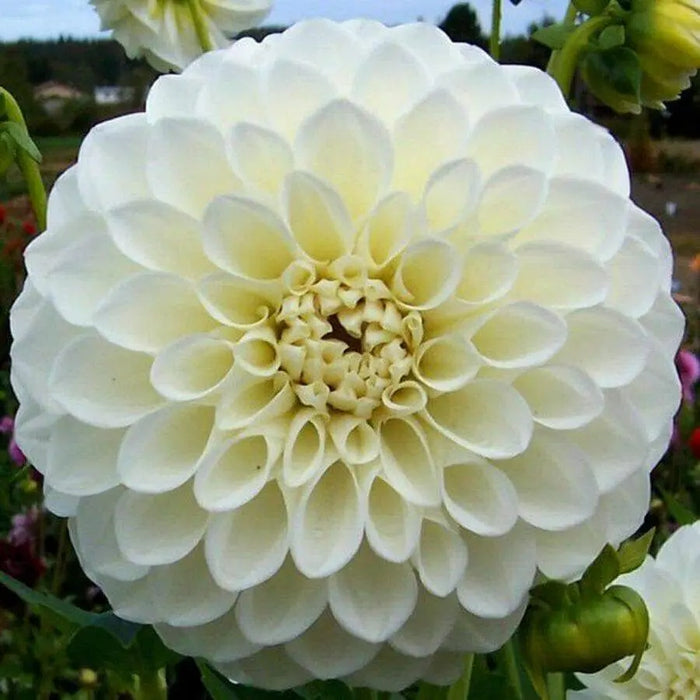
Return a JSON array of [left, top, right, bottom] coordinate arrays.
[[353, 689, 378, 700], [186, 0, 214, 53], [134, 669, 167, 700], [0, 88, 46, 230], [547, 14, 614, 99], [51, 519, 68, 596], [546, 672, 565, 700], [490, 0, 502, 60], [546, 1, 579, 74], [447, 653, 474, 700], [502, 640, 524, 700]]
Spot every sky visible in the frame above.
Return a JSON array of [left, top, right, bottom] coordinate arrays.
[[0, 0, 569, 41]]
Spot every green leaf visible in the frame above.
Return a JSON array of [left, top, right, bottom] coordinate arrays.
[[0, 571, 95, 631], [597, 24, 626, 50], [531, 23, 576, 50], [581, 46, 642, 113], [573, 0, 610, 15], [2, 121, 42, 163], [659, 489, 697, 526], [529, 580, 569, 609], [0, 131, 16, 174], [617, 529, 655, 574], [294, 680, 353, 700], [132, 624, 180, 671], [89, 612, 142, 647], [580, 544, 620, 597], [66, 626, 136, 681]]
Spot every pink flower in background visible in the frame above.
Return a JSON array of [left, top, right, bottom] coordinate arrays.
[[8, 507, 40, 548], [676, 349, 700, 402], [0, 415, 26, 467]]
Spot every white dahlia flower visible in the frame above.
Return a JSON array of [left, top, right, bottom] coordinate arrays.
[[571, 522, 700, 700], [11, 20, 683, 691], [90, 0, 271, 71]]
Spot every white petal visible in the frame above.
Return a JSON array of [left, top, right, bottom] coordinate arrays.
[[390, 22, 464, 71], [285, 609, 380, 678], [264, 59, 337, 141], [44, 486, 79, 517], [114, 482, 207, 566], [329, 542, 418, 643], [477, 166, 548, 236], [554, 308, 650, 388], [365, 475, 421, 563], [515, 177, 628, 261], [439, 60, 520, 124], [234, 325, 281, 378], [605, 235, 662, 317], [203, 195, 296, 280], [45, 166, 88, 229], [77, 113, 151, 210], [106, 200, 213, 278], [470, 302, 566, 369], [360, 191, 415, 269], [235, 556, 327, 645], [296, 99, 392, 220], [291, 460, 364, 578], [513, 365, 604, 430], [392, 239, 461, 311], [536, 516, 608, 580], [511, 242, 608, 310], [71, 489, 149, 581], [421, 652, 466, 686], [219, 646, 312, 691], [94, 573, 155, 623], [118, 404, 214, 493], [466, 105, 555, 177], [94, 272, 215, 354], [600, 469, 650, 547], [414, 518, 468, 597], [283, 409, 327, 487], [328, 414, 380, 466], [455, 241, 518, 305], [378, 417, 440, 507], [216, 373, 296, 431], [551, 113, 605, 183], [343, 645, 431, 692], [148, 118, 240, 218], [381, 381, 428, 416], [390, 589, 460, 657], [228, 123, 293, 195], [47, 227, 143, 327], [442, 454, 519, 536], [151, 335, 235, 402], [570, 390, 650, 493], [639, 292, 685, 358], [46, 417, 122, 496], [458, 526, 536, 618], [283, 171, 353, 263], [146, 74, 204, 121], [352, 41, 431, 125], [445, 599, 527, 653], [206, 480, 288, 590], [423, 158, 481, 233], [393, 89, 469, 196], [198, 273, 278, 329], [620, 343, 681, 442], [425, 379, 533, 459], [499, 429, 599, 530], [50, 333, 163, 428], [148, 545, 236, 627], [502, 65, 567, 112], [195, 433, 281, 511], [156, 608, 262, 663]]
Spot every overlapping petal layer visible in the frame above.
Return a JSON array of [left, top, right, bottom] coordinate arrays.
[[11, 20, 682, 690], [571, 522, 700, 700]]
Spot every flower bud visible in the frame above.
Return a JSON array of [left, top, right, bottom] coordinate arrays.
[[78, 668, 99, 689], [626, 0, 700, 104], [521, 585, 648, 675]]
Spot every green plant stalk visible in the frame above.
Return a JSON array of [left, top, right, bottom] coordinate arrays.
[[490, 0, 502, 60], [502, 640, 524, 700], [546, 1, 579, 74], [134, 668, 167, 700], [547, 14, 615, 99], [447, 653, 474, 700], [0, 88, 46, 231], [546, 672, 565, 700], [186, 0, 214, 53]]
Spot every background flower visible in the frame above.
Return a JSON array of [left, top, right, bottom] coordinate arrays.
[[571, 521, 700, 699], [90, 0, 272, 71], [676, 348, 700, 402], [11, 20, 683, 690]]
